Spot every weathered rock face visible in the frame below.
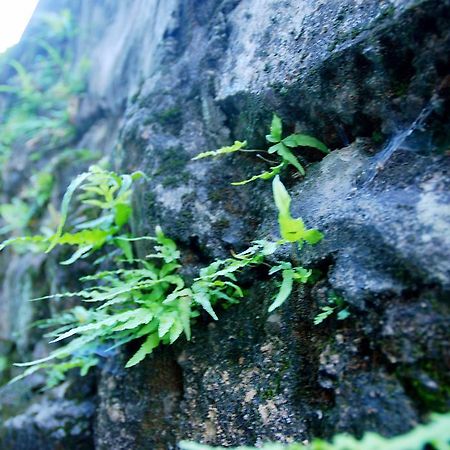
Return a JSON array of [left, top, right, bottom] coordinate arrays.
[[0, 0, 449, 449]]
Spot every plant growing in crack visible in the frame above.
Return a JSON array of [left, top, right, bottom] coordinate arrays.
[[4, 168, 323, 386], [314, 291, 350, 325], [268, 175, 323, 312], [179, 412, 450, 450], [193, 114, 329, 184]]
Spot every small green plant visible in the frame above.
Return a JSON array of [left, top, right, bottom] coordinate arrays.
[[0, 34, 86, 163], [0, 165, 143, 264], [40, 8, 77, 41], [193, 140, 248, 160], [272, 175, 323, 247], [314, 291, 350, 325], [0, 170, 54, 235], [268, 261, 311, 312], [193, 114, 329, 184], [12, 228, 268, 385], [267, 176, 323, 312], [0, 57, 74, 160], [179, 412, 450, 450]]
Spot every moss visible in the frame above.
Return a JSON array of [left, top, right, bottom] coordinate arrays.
[[155, 106, 182, 126], [154, 147, 189, 187], [391, 80, 410, 97], [410, 377, 450, 412], [143, 106, 183, 134], [272, 84, 289, 96], [351, 28, 363, 39], [260, 360, 291, 400], [380, 5, 396, 19], [155, 146, 190, 180], [398, 362, 450, 413], [261, 388, 275, 400], [371, 131, 384, 144], [130, 91, 139, 104], [327, 41, 338, 52], [179, 208, 194, 223], [208, 188, 229, 203], [161, 171, 190, 188], [214, 217, 231, 230]]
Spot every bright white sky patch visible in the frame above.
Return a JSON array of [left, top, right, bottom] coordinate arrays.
[[0, 0, 39, 53]]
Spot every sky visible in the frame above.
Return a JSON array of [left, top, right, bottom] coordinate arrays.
[[0, 0, 39, 53]]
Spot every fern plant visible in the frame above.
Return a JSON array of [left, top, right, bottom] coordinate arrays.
[[0, 170, 54, 235], [272, 175, 323, 247], [7, 170, 323, 385], [179, 412, 450, 450], [314, 291, 350, 325], [0, 34, 86, 162], [193, 114, 329, 184], [267, 176, 323, 312], [0, 165, 143, 264], [0, 149, 99, 239], [12, 227, 263, 385]]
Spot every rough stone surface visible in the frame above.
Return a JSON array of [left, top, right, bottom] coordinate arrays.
[[0, 0, 449, 449], [0, 377, 95, 450]]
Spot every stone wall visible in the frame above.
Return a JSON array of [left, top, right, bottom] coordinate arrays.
[[0, 0, 449, 449]]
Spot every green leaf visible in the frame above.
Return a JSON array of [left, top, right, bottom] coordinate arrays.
[[178, 297, 192, 340], [314, 306, 335, 325], [125, 333, 160, 368], [60, 245, 92, 265], [272, 176, 323, 246], [0, 235, 48, 251], [192, 291, 218, 320], [275, 144, 305, 175], [267, 114, 282, 143], [278, 216, 306, 242], [283, 133, 329, 154], [131, 171, 145, 181], [163, 288, 191, 304], [268, 262, 292, 275], [231, 163, 284, 186], [114, 237, 134, 262], [169, 318, 184, 344], [153, 226, 181, 263], [46, 171, 91, 253], [268, 143, 305, 175], [272, 175, 291, 216], [302, 229, 324, 245], [114, 203, 132, 227], [192, 140, 247, 160], [113, 310, 154, 331], [256, 240, 279, 256], [337, 309, 350, 320], [50, 309, 142, 343], [268, 269, 294, 312], [158, 312, 176, 338], [292, 267, 311, 283], [57, 229, 111, 248], [267, 142, 285, 154]]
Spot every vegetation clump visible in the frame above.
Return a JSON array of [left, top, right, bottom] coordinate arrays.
[[193, 114, 329, 184], [2, 166, 322, 385], [179, 412, 450, 450]]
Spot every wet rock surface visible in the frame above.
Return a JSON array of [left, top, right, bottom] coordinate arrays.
[[0, 0, 449, 449]]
